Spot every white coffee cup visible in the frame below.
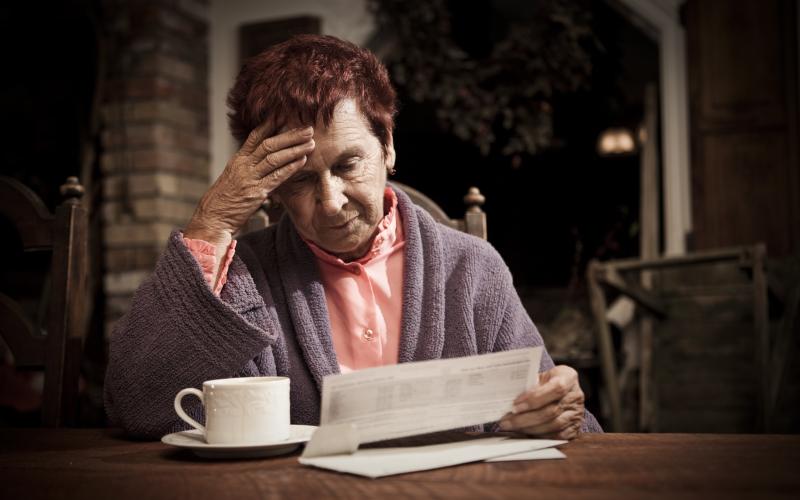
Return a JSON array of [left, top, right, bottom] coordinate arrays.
[[174, 376, 290, 444]]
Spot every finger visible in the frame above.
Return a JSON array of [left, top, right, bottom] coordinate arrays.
[[240, 118, 279, 155], [514, 366, 578, 408], [514, 365, 576, 403], [259, 155, 308, 191], [513, 375, 575, 413], [253, 126, 314, 162], [517, 409, 583, 436], [507, 388, 584, 430], [540, 420, 583, 440], [503, 401, 562, 430], [254, 139, 315, 177], [514, 368, 555, 406]]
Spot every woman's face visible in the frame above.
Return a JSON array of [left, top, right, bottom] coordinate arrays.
[[272, 99, 395, 261]]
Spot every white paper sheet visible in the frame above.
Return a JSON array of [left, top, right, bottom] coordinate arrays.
[[299, 437, 563, 478], [485, 446, 567, 462], [307, 347, 543, 456]]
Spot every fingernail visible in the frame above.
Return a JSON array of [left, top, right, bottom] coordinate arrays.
[[499, 419, 511, 431], [302, 126, 313, 135], [512, 403, 527, 414]]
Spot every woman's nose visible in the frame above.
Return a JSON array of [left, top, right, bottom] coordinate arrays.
[[317, 176, 346, 216]]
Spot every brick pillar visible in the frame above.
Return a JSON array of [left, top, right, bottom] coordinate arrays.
[[100, 0, 209, 338]]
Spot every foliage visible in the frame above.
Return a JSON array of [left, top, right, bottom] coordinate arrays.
[[369, 0, 597, 157]]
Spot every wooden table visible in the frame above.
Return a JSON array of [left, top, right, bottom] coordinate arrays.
[[0, 429, 797, 499]]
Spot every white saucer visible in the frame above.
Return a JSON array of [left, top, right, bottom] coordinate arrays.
[[161, 425, 317, 459]]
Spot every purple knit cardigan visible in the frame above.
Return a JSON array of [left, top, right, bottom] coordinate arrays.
[[104, 187, 602, 438]]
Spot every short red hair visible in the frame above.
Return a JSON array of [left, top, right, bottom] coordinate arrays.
[[227, 34, 397, 153]]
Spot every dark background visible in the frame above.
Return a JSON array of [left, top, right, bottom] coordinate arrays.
[[0, 0, 797, 433]]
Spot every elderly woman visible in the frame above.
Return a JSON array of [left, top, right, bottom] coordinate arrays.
[[104, 34, 601, 439]]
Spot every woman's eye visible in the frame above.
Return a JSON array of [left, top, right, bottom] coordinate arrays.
[[334, 162, 358, 175], [289, 173, 313, 184]]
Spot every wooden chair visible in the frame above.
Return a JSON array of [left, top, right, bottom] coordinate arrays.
[[244, 182, 488, 240], [586, 245, 783, 433], [389, 182, 487, 240], [0, 176, 88, 426]]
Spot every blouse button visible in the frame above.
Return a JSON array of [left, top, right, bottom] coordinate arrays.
[[363, 328, 375, 341]]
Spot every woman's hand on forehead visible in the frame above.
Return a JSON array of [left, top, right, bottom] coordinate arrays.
[[184, 120, 316, 243]]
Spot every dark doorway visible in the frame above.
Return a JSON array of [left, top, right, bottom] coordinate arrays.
[[388, 0, 659, 293], [0, 0, 101, 426], [0, 1, 99, 206]]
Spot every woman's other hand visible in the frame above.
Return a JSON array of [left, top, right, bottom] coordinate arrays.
[[499, 365, 585, 440], [184, 123, 315, 243]]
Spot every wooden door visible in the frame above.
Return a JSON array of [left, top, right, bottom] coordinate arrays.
[[686, 0, 800, 256]]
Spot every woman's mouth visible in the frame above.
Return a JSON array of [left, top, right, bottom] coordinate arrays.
[[329, 217, 356, 230]]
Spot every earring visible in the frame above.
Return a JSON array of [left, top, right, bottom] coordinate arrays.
[[388, 166, 397, 176]]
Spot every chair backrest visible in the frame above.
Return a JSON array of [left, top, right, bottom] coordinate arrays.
[[244, 183, 488, 240], [587, 245, 779, 433], [389, 182, 487, 240], [0, 176, 88, 426]]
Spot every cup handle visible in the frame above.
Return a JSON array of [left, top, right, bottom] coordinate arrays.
[[174, 388, 205, 433]]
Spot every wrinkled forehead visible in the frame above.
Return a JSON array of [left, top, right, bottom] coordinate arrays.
[[281, 99, 379, 146]]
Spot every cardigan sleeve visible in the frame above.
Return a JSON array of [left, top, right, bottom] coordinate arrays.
[[103, 230, 282, 439], [491, 262, 604, 434]]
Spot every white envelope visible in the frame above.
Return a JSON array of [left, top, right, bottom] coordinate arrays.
[[299, 437, 566, 478]]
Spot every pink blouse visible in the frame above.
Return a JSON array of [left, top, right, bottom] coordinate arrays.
[[181, 187, 405, 372]]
